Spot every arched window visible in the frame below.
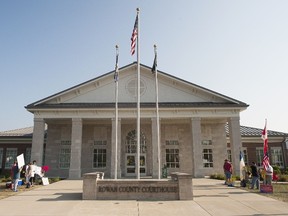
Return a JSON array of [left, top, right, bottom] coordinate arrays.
[[125, 129, 146, 154]]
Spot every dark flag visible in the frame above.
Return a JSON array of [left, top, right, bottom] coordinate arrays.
[[151, 52, 157, 73], [130, 14, 138, 56], [114, 50, 119, 82]]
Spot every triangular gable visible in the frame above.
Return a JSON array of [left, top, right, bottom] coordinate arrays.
[[26, 62, 248, 110]]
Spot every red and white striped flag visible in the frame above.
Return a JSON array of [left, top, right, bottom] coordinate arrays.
[[262, 153, 270, 170], [261, 120, 268, 155], [261, 120, 270, 169], [130, 14, 138, 56]]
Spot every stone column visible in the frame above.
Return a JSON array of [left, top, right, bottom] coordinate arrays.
[[191, 117, 202, 177], [228, 116, 242, 177], [31, 118, 45, 166], [69, 118, 82, 179], [111, 118, 121, 179], [151, 117, 160, 179]]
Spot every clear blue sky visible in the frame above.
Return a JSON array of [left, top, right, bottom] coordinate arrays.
[[1, 1, 288, 133]]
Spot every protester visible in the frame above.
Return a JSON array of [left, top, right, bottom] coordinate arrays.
[[223, 159, 233, 185], [11, 161, 22, 192], [25, 162, 33, 188], [265, 164, 273, 185], [250, 162, 259, 189]]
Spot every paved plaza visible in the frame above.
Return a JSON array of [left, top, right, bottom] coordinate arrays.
[[1, 178, 288, 216]]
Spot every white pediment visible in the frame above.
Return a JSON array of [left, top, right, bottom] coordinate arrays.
[[31, 63, 243, 106]]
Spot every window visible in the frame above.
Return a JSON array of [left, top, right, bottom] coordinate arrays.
[[271, 147, 284, 167], [203, 149, 213, 167], [125, 130, 146, 154], [25, 148, 31, 164], [93, 149, 107, 168], [227, 149, 232, 162], [5, 148, 17, 169], [166, 149, 179, 168], [256, 148, 264, 167], [0, 148, 3, 168], [165, 140, 179, 145], [59, 140, 71, 169], [202, 140, 212, 145], [243, 149, 248, 165], [93, 140, 107, 168]]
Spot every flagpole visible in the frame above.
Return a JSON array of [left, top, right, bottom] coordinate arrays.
[[114, 45, 119, 179], [154, 44, 161, 179], [136, 8, 140, 179]]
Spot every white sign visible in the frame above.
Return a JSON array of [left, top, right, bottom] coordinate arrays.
[[16, 154, 25, 168], [42, 177, 49, 185]]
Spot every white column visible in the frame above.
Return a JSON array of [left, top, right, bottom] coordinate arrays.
[[228, 116, 242, 177], [191, 117, 202, 177], [111, 118, 121, 178], [69, 118, 82, 179], [151, 117, 160, 178], [31, 118, 45, 166]]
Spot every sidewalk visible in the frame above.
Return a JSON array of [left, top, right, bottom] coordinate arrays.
[[1, 178, 288, 216]]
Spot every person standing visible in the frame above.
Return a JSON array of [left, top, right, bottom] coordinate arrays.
[[265, 164, 273, 185], [223, 159, 233, 185], [250, 162, 259, 189], [11, 161, 21, 192]]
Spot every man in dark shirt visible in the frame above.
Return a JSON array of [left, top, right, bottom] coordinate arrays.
[[250, 162, 259, 189]]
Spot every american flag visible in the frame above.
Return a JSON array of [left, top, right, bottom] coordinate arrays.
[[262, 152, 270, 170], [261, 120, 270, 170], [130, 14, 138, 56]]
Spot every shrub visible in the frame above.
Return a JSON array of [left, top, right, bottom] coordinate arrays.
[[210, 173, 225, 180], [278, 174, 288, 182], [273, 166, 281, 175]]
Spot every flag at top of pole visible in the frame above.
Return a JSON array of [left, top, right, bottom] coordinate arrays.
[[130, 13, 138, 55], [114, 45, 119, 82], [262, 119, 268, 155], [261, 119, 270, 170], [151, 45, 157, 73]]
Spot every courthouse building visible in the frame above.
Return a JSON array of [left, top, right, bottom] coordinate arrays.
[[3, 62, 287, 179], [23, 62, 250, 179]]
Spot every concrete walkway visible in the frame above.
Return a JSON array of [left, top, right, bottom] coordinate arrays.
[[1, 178, 288, 216]]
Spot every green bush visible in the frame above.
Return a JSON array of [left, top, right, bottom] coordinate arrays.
[[210, 173, 225, 180], [49, 177, 61, 183], [273, 166, 281, 175], [278, 174, 288, 182]]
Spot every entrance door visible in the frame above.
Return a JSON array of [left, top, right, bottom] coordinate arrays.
[[125, 129, 147, 177], [126, 154, 146, 176]]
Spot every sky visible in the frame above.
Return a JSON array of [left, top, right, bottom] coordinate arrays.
[[1, 1, 288, 133]]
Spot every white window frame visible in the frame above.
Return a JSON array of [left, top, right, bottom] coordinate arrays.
[[202, 148, 213, 168], [270, 147, 284, 168], [0, 148, 3, 168], [93, 140, 107, 168], [256, 147, 264, 167], [165, 140, 180, 168], [5, 148, 17, 169], [59, 140, 71, 169]]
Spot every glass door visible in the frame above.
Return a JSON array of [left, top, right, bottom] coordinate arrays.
[[126, 154, 146, 176]]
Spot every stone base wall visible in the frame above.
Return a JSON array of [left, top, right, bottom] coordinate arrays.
[[83, 172, 193, 200]]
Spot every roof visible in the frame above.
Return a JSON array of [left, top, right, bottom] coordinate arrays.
[[226, 125, 288, 137], [0, 126, 34, 137], [26, 102, 247, 110], [1, 125, 287, 138]]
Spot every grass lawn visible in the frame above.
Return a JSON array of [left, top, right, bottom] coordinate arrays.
[[0, 182, 42, 200], [240, 182, 288, 203]]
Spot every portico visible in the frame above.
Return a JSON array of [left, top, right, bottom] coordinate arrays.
[[26, 62, 248, 179]]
